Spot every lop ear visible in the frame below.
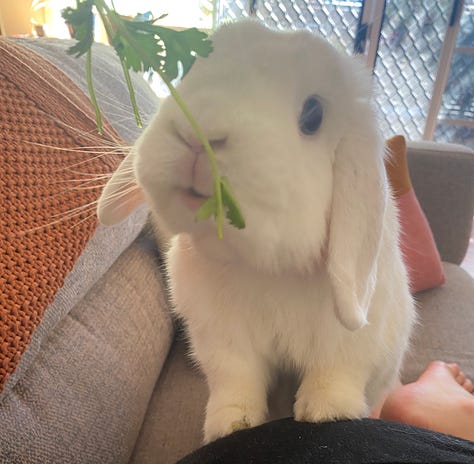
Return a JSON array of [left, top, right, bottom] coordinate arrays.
[[97, 151, 145, 225], [328, 132, 387, 331]]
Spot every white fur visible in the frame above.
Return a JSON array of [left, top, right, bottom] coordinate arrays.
[[97, 20, 415, 444]]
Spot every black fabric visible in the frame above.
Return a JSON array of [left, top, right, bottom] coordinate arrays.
[[178, 418, 474, 464]]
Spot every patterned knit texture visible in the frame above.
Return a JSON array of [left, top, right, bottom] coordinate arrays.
[[0, 39, 125, 392]]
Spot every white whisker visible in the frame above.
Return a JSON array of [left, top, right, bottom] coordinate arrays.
[[51, 174, 112, 185], [70, 210, 100, 230], [52, 152, 125, 172], [51, 201, 99, 218], [99, 184, 140, 207], [19, 204, 98, 236], [24, 140, 131, 153]]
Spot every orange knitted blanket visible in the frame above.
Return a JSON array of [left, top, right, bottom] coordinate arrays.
[[0, 39, 124, 393]]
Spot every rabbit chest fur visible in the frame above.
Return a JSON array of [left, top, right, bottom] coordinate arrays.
[[97, 19, 416, 443]]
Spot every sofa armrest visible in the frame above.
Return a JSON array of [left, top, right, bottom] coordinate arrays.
[[406, 141, 474, 265]]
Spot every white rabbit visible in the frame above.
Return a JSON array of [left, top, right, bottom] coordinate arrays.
[[97, 20, 416, 444]]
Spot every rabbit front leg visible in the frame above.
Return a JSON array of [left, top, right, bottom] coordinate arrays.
[[294, 365, 369, 423], [203, 353, 269, 444]]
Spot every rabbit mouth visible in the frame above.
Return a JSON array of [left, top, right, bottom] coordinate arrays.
[[178, 187, 210, 211], [188, 187, 208, 198]]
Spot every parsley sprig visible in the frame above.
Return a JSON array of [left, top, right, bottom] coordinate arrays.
[[62, 0, 245, 238]]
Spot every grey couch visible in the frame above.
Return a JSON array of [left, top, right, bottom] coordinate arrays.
[[0, 39, 473, 464]]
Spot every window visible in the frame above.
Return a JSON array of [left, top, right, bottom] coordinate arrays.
[[216, 0, 473, 148]]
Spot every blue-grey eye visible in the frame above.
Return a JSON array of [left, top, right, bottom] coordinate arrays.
[[299, 96, 323, 135]]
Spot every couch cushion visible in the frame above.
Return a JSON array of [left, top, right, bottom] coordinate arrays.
[[385, 135, 445, 293], [407, 141, 474, 265], [0, 235, 173, 464], [130, 337, 207, 464], [401, 262, 474, 383]]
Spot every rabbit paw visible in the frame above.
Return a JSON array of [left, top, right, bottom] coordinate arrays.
[[294, 380, 368, 423], [204, 404, 265, 444]]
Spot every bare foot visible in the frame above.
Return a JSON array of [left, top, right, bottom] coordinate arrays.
[[380, 361, 474, 441]]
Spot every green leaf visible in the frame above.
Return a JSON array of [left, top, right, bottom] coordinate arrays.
[[114, 18, 213, 79], [220, 177, 246, 229], [62, 0, 95, 57], [194, 178, 245, 231], [111, 15, 164, 72], [152, 26, 213, 79], [195, 194, 218, 222]]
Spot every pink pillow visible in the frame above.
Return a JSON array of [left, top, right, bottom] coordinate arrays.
[[396, 189, 445, 293], [385, 135, 445, 293]]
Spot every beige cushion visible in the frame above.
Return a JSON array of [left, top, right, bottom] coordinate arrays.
[[402, 262, 474, 383], [0, 236, 173, 463], [130, 339, 206, 464], [407, 141, 474, 265]]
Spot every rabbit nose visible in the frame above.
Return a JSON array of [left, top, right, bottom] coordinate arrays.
[[208, 137, 228, 152], [185, 135, 228, 156], [173, 122, 228, 154], [188, 140, 204, 155]]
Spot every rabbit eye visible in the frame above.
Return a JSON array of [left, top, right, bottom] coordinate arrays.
[[299, 96, 323, 135]]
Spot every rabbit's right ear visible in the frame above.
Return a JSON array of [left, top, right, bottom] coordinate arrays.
[[327, 131, 387, 331], [97, 151, 145, 225]]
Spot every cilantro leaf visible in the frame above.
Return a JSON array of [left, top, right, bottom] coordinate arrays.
[[112, 17, 213, 79], [195, 195, 218, 222], [152, 26, 213, 79], [61, 0, 94, 57], [221, 177, 246, 229], [195, 178, 245, 231], [109, 15, 164, 72]]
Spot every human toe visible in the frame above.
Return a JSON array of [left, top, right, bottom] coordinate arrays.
[[462, 378, 473, 393], [446, 362, 461, 377]]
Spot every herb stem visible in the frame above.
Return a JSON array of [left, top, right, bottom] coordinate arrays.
[[120, 60, 142, 128], [86, 48, 103, 134], [93, 1, 142, 127]]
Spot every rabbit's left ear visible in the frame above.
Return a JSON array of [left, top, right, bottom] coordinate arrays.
[[327, 132, 387, 331], [97, 151, 145, 225]]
